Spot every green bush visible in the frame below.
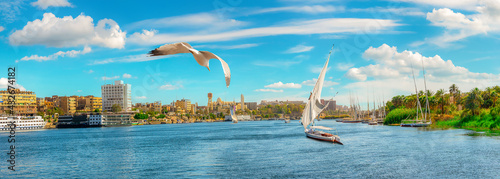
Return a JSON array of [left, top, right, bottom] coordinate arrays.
[[384, 108, 416, 125], [134, 113, 148, 119]]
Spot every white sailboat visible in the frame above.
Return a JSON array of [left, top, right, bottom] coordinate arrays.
[[301, 45, 342, 145], [230, 105, 238, 123], [400, 58, 431, 127]]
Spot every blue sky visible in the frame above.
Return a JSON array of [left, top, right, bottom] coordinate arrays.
[[1, 0, 500, 108]]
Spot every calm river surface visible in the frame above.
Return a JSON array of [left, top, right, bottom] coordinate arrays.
[[1, 120, 499, 178]]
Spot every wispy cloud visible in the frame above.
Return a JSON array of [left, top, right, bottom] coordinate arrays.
[[0, 26, 4, 32], [159, 83, 183, 90], [18, 46, 91, 62], [336, 62, 354, 71], [194, 43, 259, 50], [350, 7, 425, 16], [255, 89, 284, 92], [31, 0, 73, 9], [250, 5, 344, 15], [265, 81, 302, 89], [129, 18, 400, 45], [135, 96, 147, 99], [101, 76, 119, 81], [285, 44, 314, 53], [127, 12, 246, 32], [90, 54, 167, 65], [302, 78, 339, 87]]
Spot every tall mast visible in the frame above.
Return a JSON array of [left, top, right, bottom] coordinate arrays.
[[421, 57, 430, 123], [410, 60, 423, 122]]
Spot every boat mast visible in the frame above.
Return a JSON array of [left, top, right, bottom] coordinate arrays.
[[410, 61, 423, 122], [421, 57, 430, 123]]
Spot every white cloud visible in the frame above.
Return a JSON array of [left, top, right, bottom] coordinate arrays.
[[255, 89, 284, 92], [10, 13, 126, 49], [251, 5, 344, 15], [285, 44, 314, 53], [76, 90, 82, 92], [415, 1, 500, 47], [343, 44, 500, 94], [336, 62, 354, 71], [135, 96, 147, 99], [350, 7, 425, 16], [123, 73, 132, 79], [302, 78, 339, 87], [310, 66, 331, 73], [127, 12, 247, 32], [0, 26, 4, 32], [194, 43, 259, 50], [90, 54, 166, 65], [0, 78, 25, 91], [392, 0, 479, 11], [159, 83, 183, 90], [265, 81, 302, 89], [18, 46, 91, 62], [31, 0, 73, 9], [101, 76, 119, 81], [129, 18, 400, 45], [85, 69, 94, 74]]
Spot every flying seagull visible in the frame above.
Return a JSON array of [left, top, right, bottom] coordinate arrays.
[[148, 42, 231, 87]]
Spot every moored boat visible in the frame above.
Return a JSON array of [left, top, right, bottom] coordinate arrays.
[[0, 116, 46, 130], [342, 120, 362, 123], [300, 44, 342, 145]]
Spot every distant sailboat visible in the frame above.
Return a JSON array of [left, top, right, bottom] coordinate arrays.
[[401, 57, 431, 127], [230, 105, 238, 124], [301, 45, 342, 145]]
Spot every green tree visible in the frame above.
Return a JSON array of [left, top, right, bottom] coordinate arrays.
[[111, 104, 122, 113], [465, 88, 483, 115], [435, 89, 445, 114], [449, 84, 459, 104], [157, 114, 166, 119], [94, 108, 100, 113]]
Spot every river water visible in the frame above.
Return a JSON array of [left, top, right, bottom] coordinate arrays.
[[1, 120, 499, 178]]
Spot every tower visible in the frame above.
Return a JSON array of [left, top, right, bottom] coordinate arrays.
[[208, 93, 213, 112], [241, 94, 245, 111]]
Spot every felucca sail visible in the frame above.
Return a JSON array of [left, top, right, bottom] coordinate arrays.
[[230, 105, 238, 123], [301, 45, 333, 129]]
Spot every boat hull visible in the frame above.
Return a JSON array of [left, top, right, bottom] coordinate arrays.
[[305, 131, 343, 145], [368, 122, 378, 125], [400, 123, 430, 127], [342, 120, 362, 123]]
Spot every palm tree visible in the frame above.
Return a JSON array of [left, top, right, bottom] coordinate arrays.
[[449, 84, 459, 104], [435, 89, 445, 114], [465, 88, 483, 115]]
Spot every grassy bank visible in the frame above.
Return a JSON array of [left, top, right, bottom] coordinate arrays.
[[321, 114, 350, 119], [433, 109, 500, 131], [383, 108, 416, 125]]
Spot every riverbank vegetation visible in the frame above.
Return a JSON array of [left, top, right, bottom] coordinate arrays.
[[385, 84, 500, 131]]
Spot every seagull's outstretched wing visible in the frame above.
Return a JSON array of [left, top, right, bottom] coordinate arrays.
[[148, 42, 231, 87], [200, 51, 231, 88], [148, 42, 193, 56]]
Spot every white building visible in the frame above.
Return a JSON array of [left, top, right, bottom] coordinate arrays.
[[88, 115, 103, 126], [101, 80, 132, 112]]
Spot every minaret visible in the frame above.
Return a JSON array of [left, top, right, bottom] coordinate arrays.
[[208, 93, 213, 112], [241, 94, 245, 111]]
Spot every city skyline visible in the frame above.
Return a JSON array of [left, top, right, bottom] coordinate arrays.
[[1, 0, 500, 107]]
